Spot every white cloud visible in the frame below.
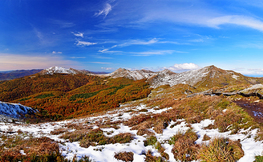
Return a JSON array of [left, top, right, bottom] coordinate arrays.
[[0, 53, 76, 70], [95, 3, 112, 18], [76, 40, 97, 46], [72, 32, 84, 38], [169, 63, 200, 71]]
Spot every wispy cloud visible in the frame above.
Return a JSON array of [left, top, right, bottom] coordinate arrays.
[[118, 38, 158, 47], [98, 1, 263, 33], [130, 50, 175, 56], [93, 55, 113, 59], [238, 43, 263, 49], [90, 62, 111, 64], [98, 48, 122, 53], [98, 38, 190, 54], [207, 15, 263, 31], [70, 57, 86, 59], [0, 53, 76, 70], [49, 19, 75, 28], [95, 3, 112, 18], [72, 32, 84, 38], [76, 40, 97, 46], [99, 38, 159, 53]]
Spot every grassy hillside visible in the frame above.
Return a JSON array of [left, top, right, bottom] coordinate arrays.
[[0, 74, 152, 121], [0, 73, 98, 102]]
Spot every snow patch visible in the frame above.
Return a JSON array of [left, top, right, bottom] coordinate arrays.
[[232, 74, 239, 80], [0, 101, 37, 119]]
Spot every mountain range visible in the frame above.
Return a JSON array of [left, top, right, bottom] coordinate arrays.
[[0, 66, 109, 81], [1, 65, 263, 120], [2, 65, 263, 161], [106, 65, 263, 88]]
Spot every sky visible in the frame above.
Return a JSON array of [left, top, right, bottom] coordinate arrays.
[[2, 0, 263, 75]]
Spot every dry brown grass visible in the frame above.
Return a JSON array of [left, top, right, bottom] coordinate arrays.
[[213, 109, 243, 132], [50, 127, 68, 135], [137, 128, 155, 136], [78, 128, 135, 148], [114, 151, 134, 162], [0, 136, 63, 162], [145, 150, 165, 162], [202, 134, 211, 141], [170, 129, 199, 161], [198, 137, 244, 161], [60, 129, 88, 142], [153, 118, 169, 134], [124, 114, 151, 127]]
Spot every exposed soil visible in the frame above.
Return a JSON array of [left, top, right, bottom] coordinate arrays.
[[234, 100, 263, 123]]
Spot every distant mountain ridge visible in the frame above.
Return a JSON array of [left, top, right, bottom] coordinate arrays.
[[39, 66, 109, 75], [106, 65, 263, 88], [0, 69, 42, 81], [0, 67, 109, 81]]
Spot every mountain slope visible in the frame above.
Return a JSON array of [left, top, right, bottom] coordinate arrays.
[[0, 73, 98, 102]]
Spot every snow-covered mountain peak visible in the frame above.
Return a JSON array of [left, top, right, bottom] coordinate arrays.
[[40, 66, 78, 75]]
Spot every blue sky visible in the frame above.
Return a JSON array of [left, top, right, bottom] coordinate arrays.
[[2, 0, 263, 75]]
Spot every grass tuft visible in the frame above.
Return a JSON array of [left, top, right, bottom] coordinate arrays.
[[198, 137, 244, 161]]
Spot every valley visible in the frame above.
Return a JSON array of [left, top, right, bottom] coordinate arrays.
[[1, 66, 263, 161]]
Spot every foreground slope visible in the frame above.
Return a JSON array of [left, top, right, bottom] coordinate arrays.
[[1, 84, 263, 161]]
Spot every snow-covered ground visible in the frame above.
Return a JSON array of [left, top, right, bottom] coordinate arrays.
[[0, 101, 37, 119], [1, 102, 263, 162]]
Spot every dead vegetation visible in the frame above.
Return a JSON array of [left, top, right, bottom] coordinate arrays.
[[169, 129, 200, 161], [114, 151, 134, 162], [1, 83, 262, 161], [198, 137, 244, 161], [0, 136, 64, 162]]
